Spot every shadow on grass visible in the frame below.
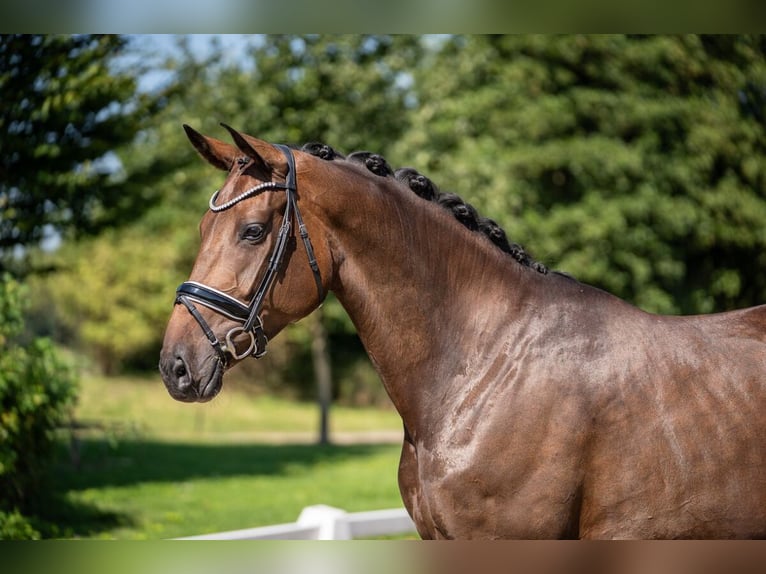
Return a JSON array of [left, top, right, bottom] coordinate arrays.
[[53, 438, 395, 490], [31, 493, 136, 539], [32, 437, 398, 538]]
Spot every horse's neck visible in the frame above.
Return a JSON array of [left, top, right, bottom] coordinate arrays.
[[323, 183, 533, 427]]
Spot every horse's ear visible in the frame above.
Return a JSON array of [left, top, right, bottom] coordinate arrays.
[[219, 123, 287, 179], [183, 124, 238, 171]]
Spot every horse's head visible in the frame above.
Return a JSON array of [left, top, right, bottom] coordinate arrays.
[[159, 124, 331, 402]]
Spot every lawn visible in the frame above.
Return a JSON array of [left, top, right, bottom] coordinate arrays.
[[40, 374, 409, 539], [74, 374, 403, 439]]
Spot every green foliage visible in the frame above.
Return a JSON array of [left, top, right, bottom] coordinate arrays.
[[42, 225, 188, 374], [0, 274, 77, 515], [0, 34, 166, 271], [398, 35, 766, 314], [0, 508, 40, 540]]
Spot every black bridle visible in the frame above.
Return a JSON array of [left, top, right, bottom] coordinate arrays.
[[175, 144, 324, 366]]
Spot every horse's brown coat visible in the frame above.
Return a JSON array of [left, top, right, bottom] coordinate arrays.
[[160, 126, 766, 539]]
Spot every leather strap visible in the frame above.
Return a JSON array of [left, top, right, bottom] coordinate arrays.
[[174, 144, 324, 363]]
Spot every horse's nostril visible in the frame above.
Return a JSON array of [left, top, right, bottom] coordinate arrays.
[[174, 358, 188, 380]]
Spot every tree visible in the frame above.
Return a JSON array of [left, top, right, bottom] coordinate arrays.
[[397, 35, 766, 314], [0, 34, 165, 272], [0, 34, 165, 535]]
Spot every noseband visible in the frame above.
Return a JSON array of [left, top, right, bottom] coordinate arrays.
[[174, 144, 324, 366]]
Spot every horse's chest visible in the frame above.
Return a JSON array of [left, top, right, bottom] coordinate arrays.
[[401, 442, 581, 539]]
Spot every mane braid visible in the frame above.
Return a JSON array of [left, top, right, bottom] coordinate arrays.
[[437, 193, 480, 231], [347, 151, 394, 177], [395, 168, 438, 201], [302, 142, 549, 274], [301, 142, 344, 160]]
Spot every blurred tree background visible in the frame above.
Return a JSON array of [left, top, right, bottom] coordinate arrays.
[[395, 35, 766, 315], [9, 34, 766, 401], [0, 34, 163, 538], [0, 35, 166, 273]]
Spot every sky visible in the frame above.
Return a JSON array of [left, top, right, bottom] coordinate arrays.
[[127, 35, 260, 93]]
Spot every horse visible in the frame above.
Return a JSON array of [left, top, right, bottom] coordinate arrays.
[[159, 124, 766, 539]]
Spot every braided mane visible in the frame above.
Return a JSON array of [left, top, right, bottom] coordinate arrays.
[[300, 142, 548, 274]]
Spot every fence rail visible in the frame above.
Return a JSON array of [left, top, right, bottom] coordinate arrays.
[[176, 505, 417, 540]]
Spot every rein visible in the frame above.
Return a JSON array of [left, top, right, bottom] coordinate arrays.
[[174, 144, 324, 365]]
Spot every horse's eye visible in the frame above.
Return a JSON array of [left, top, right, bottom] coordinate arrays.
[[241, 223, 266, 244]]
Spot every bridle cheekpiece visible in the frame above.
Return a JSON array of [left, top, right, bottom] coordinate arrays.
[[174, 144, 324, 366]]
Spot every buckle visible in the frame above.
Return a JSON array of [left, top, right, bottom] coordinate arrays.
[[223, 326, 257, 360]]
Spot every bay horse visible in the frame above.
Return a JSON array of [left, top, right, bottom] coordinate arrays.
[[159, 124, 766, 539]]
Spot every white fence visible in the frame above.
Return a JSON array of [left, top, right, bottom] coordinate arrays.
[[176, 505, 417, 540]]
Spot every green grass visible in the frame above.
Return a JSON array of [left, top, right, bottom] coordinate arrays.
[[74, 374, 402, 439], [38, 374, 410, 539]]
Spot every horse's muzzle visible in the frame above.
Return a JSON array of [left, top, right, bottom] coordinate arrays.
[[159, 348, 223, 403]]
